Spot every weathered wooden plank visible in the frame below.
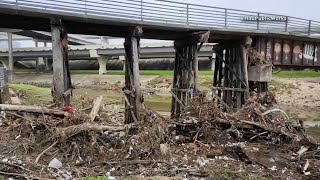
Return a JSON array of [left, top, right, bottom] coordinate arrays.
[[235, 47, 243, 109], [89, 96, 103, 122], [213, 53, 219, 87], [7, 32, 13, 82], [51, 18, 71, 107], [223, 48, 229, 104], [124, 29, 142, 123], [228, 47, 235, 107], [241, 37, 252, 101], [211, 86, 248, 92], [240, 45, 249, 89], [217, 50, 224, 98], [171, 50, 179, 117], [193, 44, 199, 94]]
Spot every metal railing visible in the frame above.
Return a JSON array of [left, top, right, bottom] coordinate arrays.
[[1, 0, 320, 37]]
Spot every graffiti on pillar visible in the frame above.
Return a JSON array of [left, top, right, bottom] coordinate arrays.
[[282, 41, 291, 64], [292, 41, 302, 65], [315, 45, 320, 66], [266, 39, 273, 62], [273, 39, 282, 64], [301, 43, 314, 65]]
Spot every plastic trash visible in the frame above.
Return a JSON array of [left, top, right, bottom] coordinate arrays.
[[149, 112, 156, 120], [261, 108, 289, 120], [48, 158, 62, 169]]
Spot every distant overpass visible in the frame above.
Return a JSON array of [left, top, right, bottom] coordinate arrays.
[[0, 44, 214, 73], [0, 44, 214, 60]]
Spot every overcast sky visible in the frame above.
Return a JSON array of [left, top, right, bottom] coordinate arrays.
[[184, 0, 319, 21]]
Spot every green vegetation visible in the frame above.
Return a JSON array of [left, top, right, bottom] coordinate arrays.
[[9, 84, 51, 105], [273, 70, 320, 78], [8, 83, 172, 112], [69, 70, 214, 76], [82, 176, 108, 180], [208, 171, 269, 180], [145, 95, 171, 112], [71, 69, 320, 78], [14, 68, 320, 78]]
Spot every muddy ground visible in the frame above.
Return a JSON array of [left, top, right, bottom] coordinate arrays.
[[1, 72, 319, 179], [11, 72, 320, 120], [10, 72, 320, 138]]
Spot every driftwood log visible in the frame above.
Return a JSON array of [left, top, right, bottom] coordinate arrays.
[[89, 96, 103, 121], [55, 122, 127, 139], [0, 104, 68, 116]]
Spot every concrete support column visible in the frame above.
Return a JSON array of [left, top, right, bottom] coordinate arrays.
[[51, 17, 72, 107], [44, 58, 52, 71], [210, 56, 215, 71], [34, 40, 38, 48], [97, 56, 108, 75], [119, 56, 126, 71], [36, 57, 43, 72], [7, 32, 13, 82]]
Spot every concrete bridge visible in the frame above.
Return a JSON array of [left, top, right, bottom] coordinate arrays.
[[1, 0, 320, 122], [0, 44, 214, 73]]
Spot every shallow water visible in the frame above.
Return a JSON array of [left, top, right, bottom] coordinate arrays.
[[277, 105, 320, 140], [73, 88, 172, 112]]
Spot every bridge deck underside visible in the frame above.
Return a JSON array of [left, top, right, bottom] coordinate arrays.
[[1, 9, 320, 43]]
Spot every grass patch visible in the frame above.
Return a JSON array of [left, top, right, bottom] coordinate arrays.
[[9, 84, 51, 105], [70, 70, 213, 76], [83, 176, 108, 180], [208, 171, 268, 180], [15, 69, 320, 78], [70, 70, 318, 78], [273, 70, 320, 78]]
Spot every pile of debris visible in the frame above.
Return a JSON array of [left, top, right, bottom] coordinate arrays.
[[249, 48, 272, 66], [176, 92, 312, 144], [0, 92, 319, 179]]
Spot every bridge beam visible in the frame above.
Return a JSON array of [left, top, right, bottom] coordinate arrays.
[[124, 27, 143, 124], [51, 18, 72, 107], [171, 31, 209, 118]]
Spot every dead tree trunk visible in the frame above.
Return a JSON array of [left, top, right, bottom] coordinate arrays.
[[51, 18, 72, 107], [124, 27, 143, 124]]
